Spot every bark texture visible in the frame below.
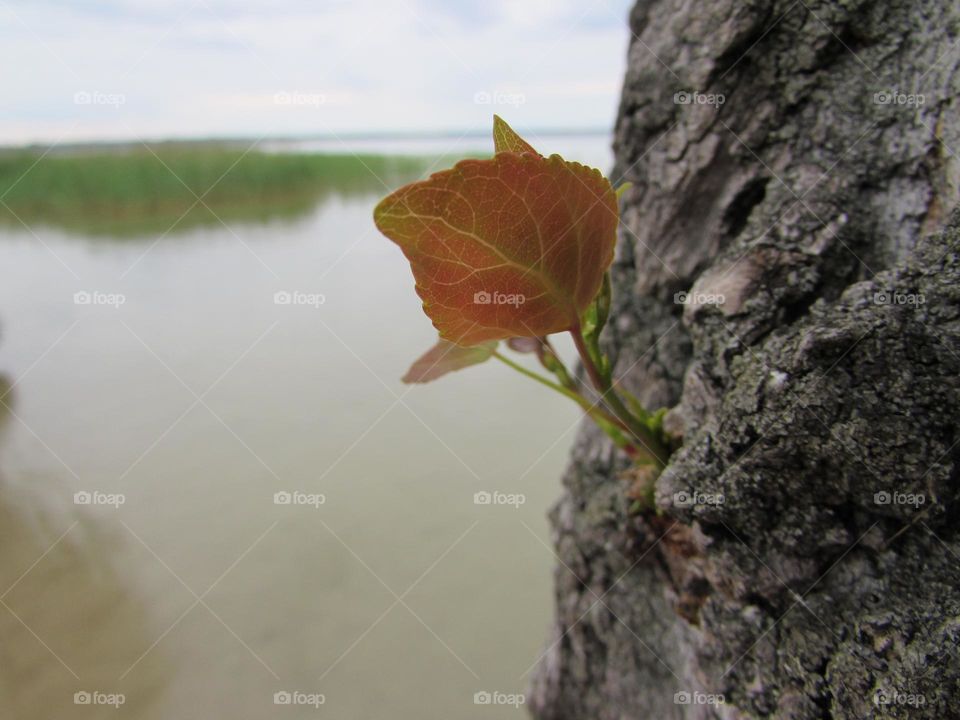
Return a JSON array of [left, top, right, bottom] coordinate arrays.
[[529, 1, 960, 718]]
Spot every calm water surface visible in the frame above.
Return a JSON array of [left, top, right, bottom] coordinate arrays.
[[0, 134, 611, 718]]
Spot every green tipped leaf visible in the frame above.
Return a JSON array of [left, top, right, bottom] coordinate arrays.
[[493, 115, 539, 155]]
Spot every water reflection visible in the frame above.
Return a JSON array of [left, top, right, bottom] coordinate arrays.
[[0, 412, 171, 718], [0, 374, 11, 432]]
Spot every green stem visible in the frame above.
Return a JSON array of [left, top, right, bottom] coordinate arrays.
[[492, 352, 639, 458], [569, 323, 670, 467], [493, 351, 613, 421]]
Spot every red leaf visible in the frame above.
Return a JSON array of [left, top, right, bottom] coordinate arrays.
[[374, 147, 618, 347], [402, 339, 497, 384]]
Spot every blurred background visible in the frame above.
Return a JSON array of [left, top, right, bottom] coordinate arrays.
[[0, 1, 632, 717]]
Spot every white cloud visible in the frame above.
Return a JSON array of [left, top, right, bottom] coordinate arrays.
[[0, 0, 633, 144]]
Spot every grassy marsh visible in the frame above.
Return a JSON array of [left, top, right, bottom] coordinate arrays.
[[0, 144, 431, 237]]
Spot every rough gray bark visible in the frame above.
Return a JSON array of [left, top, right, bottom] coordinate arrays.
[[529, 1, 960, 718]]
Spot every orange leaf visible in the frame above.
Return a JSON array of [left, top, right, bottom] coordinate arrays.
[[374, 149, 618, 346], [402, 339, 497, 383], [493, 115, 539, 155]]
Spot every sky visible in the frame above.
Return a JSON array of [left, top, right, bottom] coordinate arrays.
[[0, 0, 635, 145]]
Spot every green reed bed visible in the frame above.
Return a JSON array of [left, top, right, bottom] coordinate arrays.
[[0, 144, 432, 237]]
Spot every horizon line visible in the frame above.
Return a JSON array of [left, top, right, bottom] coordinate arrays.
[[1, 126, 612, 152]]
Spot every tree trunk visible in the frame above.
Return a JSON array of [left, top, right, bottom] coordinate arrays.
[[529, 1, 960, 718]]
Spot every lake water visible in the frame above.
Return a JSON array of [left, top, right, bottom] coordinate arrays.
[[0, 133, 613, 718]]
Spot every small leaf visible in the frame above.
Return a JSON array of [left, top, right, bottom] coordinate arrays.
[[581, 272, 611, 339], [615, 182, 633, 199], [374, 150, 618, 347], [402, 339, 497, 384], [493, 115, 539, 155]]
